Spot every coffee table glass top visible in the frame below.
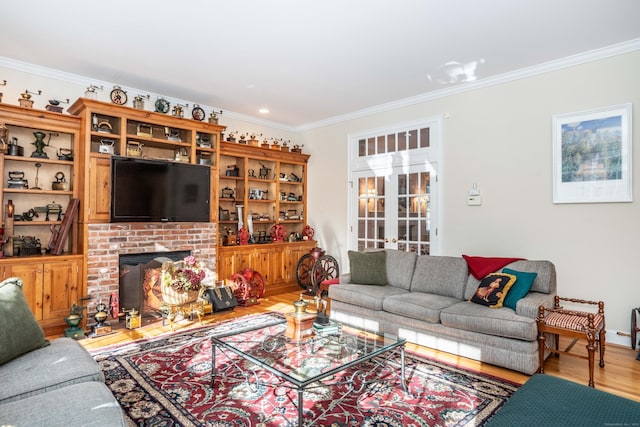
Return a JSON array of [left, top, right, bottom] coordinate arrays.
[[212, 323, 405, 386]]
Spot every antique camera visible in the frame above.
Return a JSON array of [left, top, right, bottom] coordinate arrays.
[[226, 165, 239, 177]]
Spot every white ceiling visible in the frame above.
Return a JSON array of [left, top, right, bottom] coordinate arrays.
[[1, 0, 639, 129]]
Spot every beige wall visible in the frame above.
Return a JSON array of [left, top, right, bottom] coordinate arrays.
[[304, 51, 640, 344], [2, 51, 639, 344]]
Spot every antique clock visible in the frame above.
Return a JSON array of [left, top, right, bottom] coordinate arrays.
[[155, 98, 170, 114], [109, 86, 128, 105], [192, 105, 205, 121]]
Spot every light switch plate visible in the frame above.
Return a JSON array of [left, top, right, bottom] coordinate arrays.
[[467, 195, 482, 206]]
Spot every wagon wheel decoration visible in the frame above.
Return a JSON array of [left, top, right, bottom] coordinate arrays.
[[240, 267, 265, 299], [270, 224, 286, 242], [295, 253, 314, 291], [311, 255, 340, 293], [229, 273, 251, 302]]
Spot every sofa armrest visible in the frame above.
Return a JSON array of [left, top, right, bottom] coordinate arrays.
[[339, 273, 352, 284], [515, 292, 556, 319]]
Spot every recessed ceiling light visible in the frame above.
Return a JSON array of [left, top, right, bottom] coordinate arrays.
[[259, 108, 270, 114]]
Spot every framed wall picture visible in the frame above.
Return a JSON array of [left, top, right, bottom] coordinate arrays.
[[552, 103, 632, 203]]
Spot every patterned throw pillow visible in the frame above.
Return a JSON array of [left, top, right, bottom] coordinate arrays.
[[469, 273, 517, 308]]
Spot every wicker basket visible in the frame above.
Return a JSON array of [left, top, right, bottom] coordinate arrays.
[[161, 286, 199, 306]]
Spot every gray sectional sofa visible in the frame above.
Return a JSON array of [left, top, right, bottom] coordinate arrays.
[[328, 249, 557, 374], [0, 277, 125, 426]]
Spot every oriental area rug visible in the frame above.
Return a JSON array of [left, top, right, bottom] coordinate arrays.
[[91, 312, 520, 426]]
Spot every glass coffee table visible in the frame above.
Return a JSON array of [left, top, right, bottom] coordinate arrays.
[[211, 322, 407, 426]]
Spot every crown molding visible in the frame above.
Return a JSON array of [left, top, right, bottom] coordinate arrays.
[[295, 38, 640, 132], [0, 56, 295, 132], [2, 38, 639, 134]]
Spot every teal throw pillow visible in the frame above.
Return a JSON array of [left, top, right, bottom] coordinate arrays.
[[502, 267, 538, 310], [348, 250, 388, 285], [0, 277, 49, 366]]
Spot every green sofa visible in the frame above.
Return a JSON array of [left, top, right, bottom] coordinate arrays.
[[0, 277, 125, 426]]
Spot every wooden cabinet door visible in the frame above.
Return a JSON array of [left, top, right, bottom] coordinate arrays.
[[217, 247, 255, 281], [6, 262, 44, 321], [262, 246, 286, 287], [285, 243, 315, 283], [88, 155, 111, 222], [42, 260, 80, 321]]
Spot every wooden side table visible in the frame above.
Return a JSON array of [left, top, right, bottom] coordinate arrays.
[[537, 296, 605, 387]]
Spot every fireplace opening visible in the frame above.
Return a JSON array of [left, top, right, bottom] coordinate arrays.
[[119, 250, 191, 318]]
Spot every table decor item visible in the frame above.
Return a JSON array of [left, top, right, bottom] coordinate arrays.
[[161, 255, 206, 305], [203, 282, 238, 312], [109, 86, 128, 105]]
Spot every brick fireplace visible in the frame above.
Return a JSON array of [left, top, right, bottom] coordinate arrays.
[[85, 222, 216, 317]]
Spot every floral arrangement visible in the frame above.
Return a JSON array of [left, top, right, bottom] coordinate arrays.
[[162, 255, 206, 293]]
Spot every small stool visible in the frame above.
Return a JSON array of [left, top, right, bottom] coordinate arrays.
[[537, 296, 605, 387]]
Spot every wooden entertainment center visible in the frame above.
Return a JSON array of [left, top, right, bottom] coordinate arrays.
[[0, 99, 314, 334]]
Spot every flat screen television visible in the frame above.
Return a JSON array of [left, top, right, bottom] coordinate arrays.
[[110, 156, 211, 222]]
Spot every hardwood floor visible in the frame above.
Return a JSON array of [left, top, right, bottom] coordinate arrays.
[[73, 290, 640, 403]]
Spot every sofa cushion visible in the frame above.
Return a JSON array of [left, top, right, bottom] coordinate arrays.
[[328, 283, 408, 311], [0, 277, 49, 366], [0, 337, 104, 403], [409, 255, 468, 300], [502, 268, 537, 310], [505, 260, 556, 294], [348, 250, 388, 285], [0, 382, 125, 426], [440, 301, 538, 341], [383, 292, 461, 323], [384, 249, 418, 290], [469, 273, 516, 308]]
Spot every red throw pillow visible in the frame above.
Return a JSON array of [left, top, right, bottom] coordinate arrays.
[[462, 254, 525, 280]]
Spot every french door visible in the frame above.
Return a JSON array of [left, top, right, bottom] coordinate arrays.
[[348, 119, 440, 254]]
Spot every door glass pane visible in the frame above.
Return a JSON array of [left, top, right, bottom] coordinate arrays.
[[398, 132, 407, 151], [367, 137, 375, 155], [387, 134, 396, 152], [357, 173, 386, 248], [358, 139, 366, 156], [408, 129, 418, 150], [397, 171, 431, 255], [398, 174, 407, 195], [377, 136, 385, 154], [420, 127, 430, 148]]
